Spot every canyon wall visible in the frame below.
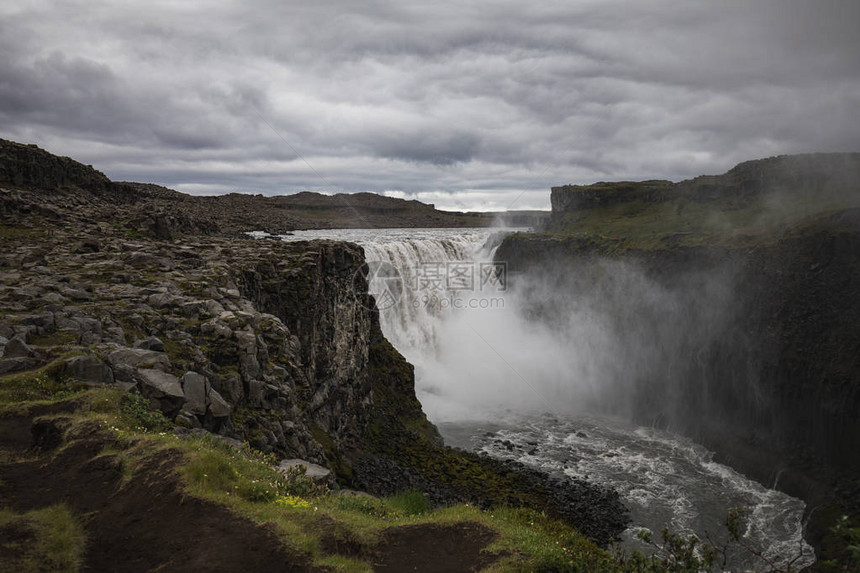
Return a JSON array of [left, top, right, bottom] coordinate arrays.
[[498, 156, 860, 520]]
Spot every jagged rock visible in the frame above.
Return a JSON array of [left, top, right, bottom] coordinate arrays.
[[202, 299, 226, 317], [278, 459, 334, 486], [233, 330, 256, 352], [102, 326, 125, 344], [247, 380, 266, 408], [21, 249, 48, 267], [108, 348, 171, 371], [220, 374, 243, 404], [179, 300, 205, 317], [43, 292, 66, 304], [175, 412, 201, 429], [111, 363, 136, 383], [0, 357, 40, 374], [208, 388, 232, 418], [147, 293, 180, 308], [239, 354, 260, 381], [126, 252, 167, 269], [200, 320, 231, 340], [63, 355, 114, 385], [59, 287, 92, 302], [180, 371, 208, 415], [24, 312, 54, 332], [3, 337, 33, 358], [137, 368, 185, 417], [133, 336, 165, 352], [72, 239, 101, 253]]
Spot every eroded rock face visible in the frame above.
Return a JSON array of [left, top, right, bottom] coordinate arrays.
[[0, 227, 386, 464], [234, 242, 376, 453], [498, 187, 860, 520]]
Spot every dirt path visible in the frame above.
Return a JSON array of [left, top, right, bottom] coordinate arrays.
[[0, 410, 315, 573], [372, 522, 499, 573], [0, 406, 502, 572]]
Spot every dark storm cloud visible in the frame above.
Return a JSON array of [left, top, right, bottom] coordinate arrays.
[[1, 0, 858, 210]]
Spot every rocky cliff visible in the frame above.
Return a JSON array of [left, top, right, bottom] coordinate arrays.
[[0, 138, 441, 467], [0, 139, 629, 547], [498, 154, 860, 561], [0, 231, 388, 463]]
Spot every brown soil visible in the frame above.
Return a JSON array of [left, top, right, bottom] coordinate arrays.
[[0, 411, 316, 573], [0, 407, 504, 572], [372, 522, 499, 573]]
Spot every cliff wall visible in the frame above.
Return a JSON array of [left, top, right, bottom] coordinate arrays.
[[497, 157, 860, 557]]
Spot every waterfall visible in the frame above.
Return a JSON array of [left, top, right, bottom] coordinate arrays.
[[269, 227, 815, 568], [360, 230, 501, 351], [271, 227, 520, 421]]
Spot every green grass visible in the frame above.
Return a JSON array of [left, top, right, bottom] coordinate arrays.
[[385, 490, 430, 516], [19, 387, 610, 571], [547, 187, 860, 251], [0, 365, 88, 404], [0, 505, 87, 573], [27, 331, 80, 347], [3, 385, 812, 571]]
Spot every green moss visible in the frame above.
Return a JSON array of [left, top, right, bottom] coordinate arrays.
[[310, 423, 354, 483], [807, 506, 860, 572], [161, 338, 192, 370], [0, 387, 621, 571], [28, 331, 80, 347]]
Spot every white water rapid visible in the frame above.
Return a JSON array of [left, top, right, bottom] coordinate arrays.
[[273, 227, 815, 570]]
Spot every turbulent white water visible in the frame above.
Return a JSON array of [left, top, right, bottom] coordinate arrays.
[[273, 227, 815, 569]]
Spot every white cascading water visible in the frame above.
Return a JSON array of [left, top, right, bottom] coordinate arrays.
[[270, 227, 815, 569], [359, 228, 498, 351]]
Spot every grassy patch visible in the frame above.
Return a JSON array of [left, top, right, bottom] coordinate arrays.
[[0, 505, 87, 573], [119, 391, 172, 432], [3, 385, 775, 571], [385, 490, 430, 516], [315, 555, 374, 573], [0, 366, 87, 404], [80, 402, 609, 571], [546, 186, 860, 251], [28, 331, 80, 347]]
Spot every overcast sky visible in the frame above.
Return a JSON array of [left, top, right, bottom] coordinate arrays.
[[2, 1, 858, 210]]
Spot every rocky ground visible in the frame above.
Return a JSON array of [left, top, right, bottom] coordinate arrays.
[[0, 226, 371, 463]]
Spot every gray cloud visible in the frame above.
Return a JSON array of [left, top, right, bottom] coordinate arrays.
[[1, 0, 858, 211]]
